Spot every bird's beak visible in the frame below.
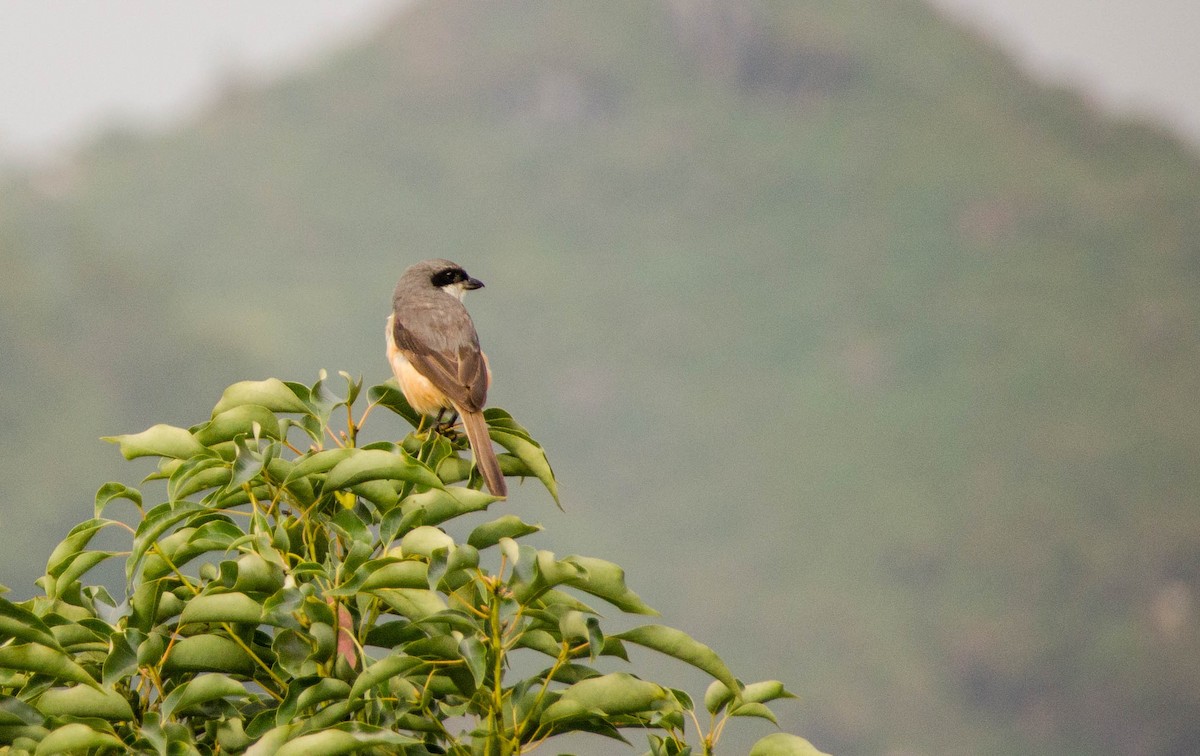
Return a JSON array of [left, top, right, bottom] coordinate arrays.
[[464, 277, 485, 290]]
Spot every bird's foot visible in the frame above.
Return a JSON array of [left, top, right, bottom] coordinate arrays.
[[433, 408, 461, 439]]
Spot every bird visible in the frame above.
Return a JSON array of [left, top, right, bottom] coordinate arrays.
[[386, 259, 507, 498]]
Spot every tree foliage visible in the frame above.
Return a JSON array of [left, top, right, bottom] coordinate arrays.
[[0, 374, 820, 754]]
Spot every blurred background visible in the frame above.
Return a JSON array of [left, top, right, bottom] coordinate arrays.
[[3, 1, 1199, 753]]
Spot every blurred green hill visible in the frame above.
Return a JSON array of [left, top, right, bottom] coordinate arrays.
[[3, 1, 1200, 753]]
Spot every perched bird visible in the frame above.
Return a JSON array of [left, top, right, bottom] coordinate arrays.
[[386, 259, 507, 498]]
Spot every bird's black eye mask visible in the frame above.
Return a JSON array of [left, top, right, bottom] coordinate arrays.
[[431, 267, 467, 288]]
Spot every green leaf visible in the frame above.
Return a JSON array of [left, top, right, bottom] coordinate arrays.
[[286, 447, 356, 480], [647, 733, 692, 756], [729, 701, 779, 724], [704, 679, 737, 716], [372, 588, 447, 621], [615, 625, 738, 693], [161, 673, 249, 718], [34, 722, 124, 755], [212, 378, 312, 416], [246, 723, 297, 756], [433, 455, 473, 485], [367, 381, 422, 427], [289, 678, 352, 720], [142, 522, 240, 582], [0, 695, 43, 726], [230, 552, 286, 594], [45, 520, 111, 579], [508, 549, 588, 607], [48, 621, 105, 653], [330, 371, 363, 409], [36, 685, 135, 720], [542, 716, 630, 743], [264, 458, 315, 506], [513, 629, 560, 658], [485, 413, 560, 507], [217, 717, 254, 752], [446, 543, 480, 577], [47, 551, 116, 597], [179, 592, 266, 625], [459, 635, 487, 689], [324, 448, 443, 491], [669, 687, 695, 713], [541, 672, 673, 722], [0, 644, 97, 687], [103, 424, 207, 460], [349, 653, 424, 700], [539, 663, 602, 686], [272, 629, 317, 678], [749, 733, 832, 756], [0, 597, 61, 650], [346, 480, 399, 510], [167, 455, 231, 501], [562, 556, 657, 615], [539, 588, 599, 615], [127, 501, 206, 582], [400, 487, 497, 525], [94, 482, 142, 517], [585, 616, 605, 662], [467, 515, 543, 550], [102, 632, 140, 688], [407, 612, 479, 640], [273, 727, 421, 756], [359, 560, 429, 591], [559, 611, 592, 644], [363, 620, 420, 649], [162, 634, 257, 675], [499, 537, 522, 568], [330, 508, 373, 546], [136, 632, 167, 668], [194, 405, 282, 446], [742, 680, 799, 705], [398, 526, 454, 558], [229, 433, 269, 489]]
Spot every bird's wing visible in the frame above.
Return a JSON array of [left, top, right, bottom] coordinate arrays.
[[392, 308, 488, 412]]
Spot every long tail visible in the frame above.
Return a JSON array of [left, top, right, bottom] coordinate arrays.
[[460, 409, 507, 498]]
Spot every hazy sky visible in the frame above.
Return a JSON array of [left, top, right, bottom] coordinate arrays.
[[0, 0, 405, 164], [929, 0, 1200, 145], [1, 0, 1198, 164]]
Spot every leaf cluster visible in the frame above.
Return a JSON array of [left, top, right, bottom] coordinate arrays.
[[0, 374, 817, 755]]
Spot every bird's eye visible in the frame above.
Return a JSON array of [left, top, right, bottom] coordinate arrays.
[[431, 268, 464, 287]]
